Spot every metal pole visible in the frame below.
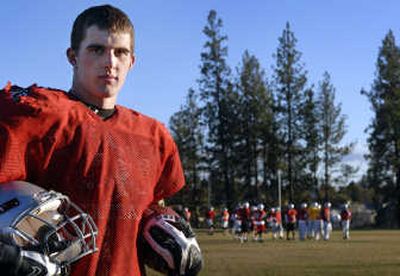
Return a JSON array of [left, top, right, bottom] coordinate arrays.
[[278, 170, 282, 209], [208, 180, 211, 207]]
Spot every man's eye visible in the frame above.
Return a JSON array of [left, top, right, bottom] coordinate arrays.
[[115, 49, 129, 57], [89, 47, 104, 55]]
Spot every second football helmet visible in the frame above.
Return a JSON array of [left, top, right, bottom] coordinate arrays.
[[139, 205, 203, 276]]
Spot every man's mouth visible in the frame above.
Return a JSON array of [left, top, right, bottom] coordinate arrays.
[[99, 75, 118, 82]]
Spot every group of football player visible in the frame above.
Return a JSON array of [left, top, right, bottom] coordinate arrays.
[[183, 201, 352, 242], [294, 202, 352, 241]]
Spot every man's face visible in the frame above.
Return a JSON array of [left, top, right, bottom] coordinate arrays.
[[68, 25, 134, 105]]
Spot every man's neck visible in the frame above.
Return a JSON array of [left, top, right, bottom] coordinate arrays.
[[69, 86, 116, 109], [68, 90, 116, 120]]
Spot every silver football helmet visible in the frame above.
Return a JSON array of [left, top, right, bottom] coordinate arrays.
[[0, 181, 98, 266]]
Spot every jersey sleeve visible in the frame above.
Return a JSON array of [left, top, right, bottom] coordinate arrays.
[[152, 124, 185, 202], [0, 121, 27, 182], [0, 85, 27, 182], [0, 84, 47, 183]]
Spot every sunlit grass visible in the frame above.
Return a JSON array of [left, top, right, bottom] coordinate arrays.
[[147, 230, 400, 275]]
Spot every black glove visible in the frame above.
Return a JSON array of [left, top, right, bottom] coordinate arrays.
[[0, 241, 69, 276]]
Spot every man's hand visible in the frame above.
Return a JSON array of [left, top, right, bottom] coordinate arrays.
[[0, 241, 68, 276]]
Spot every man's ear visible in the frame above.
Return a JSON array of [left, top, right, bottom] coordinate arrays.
[[129, 54, 136, 69], [66, 48, 77, 66]]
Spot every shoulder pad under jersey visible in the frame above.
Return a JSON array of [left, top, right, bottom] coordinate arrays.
[[1, 84, 69, 118], [2, 84, 31, 103], [11, 87, 30, 102]]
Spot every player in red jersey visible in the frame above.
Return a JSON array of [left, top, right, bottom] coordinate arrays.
[[239, 202, 251, 243], [232, 204, 243, 239], [285, 204, 298, 240], [221, 207, 230, 235], [340, 204, 352, 240], [267, 207, 275, 239], [206, 207, 216, 235], [322, 202, 332, 240], [297, 202, 308, 241], [253, 204, 267, 242], [270, 207, 284, 239], [0, 5, 189, 276]]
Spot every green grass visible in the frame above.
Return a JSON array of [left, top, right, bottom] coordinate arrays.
[[147, 230, 400, 276]]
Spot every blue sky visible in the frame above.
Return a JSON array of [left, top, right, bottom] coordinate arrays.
[[1, 0, 399, 178]]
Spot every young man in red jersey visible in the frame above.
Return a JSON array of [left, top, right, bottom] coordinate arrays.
[[239, 202, 251, 243], [285, 204, 298, 240], [253, 204, 267, 242], [0, 5, 191, 276], [221, 207, 230, 235], [322, 202, 332, 241], [340, 204, 352, 240], [206, 207, 216, 235], [297, 202, 308, 241]]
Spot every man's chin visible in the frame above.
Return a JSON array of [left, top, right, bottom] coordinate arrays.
[[96, 87, 119, 98]]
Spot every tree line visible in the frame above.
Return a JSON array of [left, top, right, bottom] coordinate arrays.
[[168, 10, 399, 227]]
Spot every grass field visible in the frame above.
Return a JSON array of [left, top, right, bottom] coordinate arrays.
[[147, 230, 400, 276]]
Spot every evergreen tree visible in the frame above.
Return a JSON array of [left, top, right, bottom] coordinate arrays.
[[362, 30, 400, 226], [336, 164, 360, 187], [273, 22, 308, 202], [300, 87, 320, 198], [235, 50, 275, 202], [317, 72, 352, 201], [169, 89, 205, 206], [198, 10, 237, 207]]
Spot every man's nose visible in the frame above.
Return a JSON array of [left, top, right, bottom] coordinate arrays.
[[103, 50, 117, 68]]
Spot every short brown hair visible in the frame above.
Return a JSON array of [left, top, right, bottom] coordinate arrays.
[[70, 5, 134, 52]]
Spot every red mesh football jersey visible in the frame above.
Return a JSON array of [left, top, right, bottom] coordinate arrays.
[[287, 209, 298, 223], [0, 83, 185, 276]]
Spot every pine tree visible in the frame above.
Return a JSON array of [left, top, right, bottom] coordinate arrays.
[[273, 22, 308, 202], [235, 50, 275, 202], [169, 89, 205, 205], [363, 30, 400, 226], [300, 87, 320, 198], [317, 72, 352, 201], [198, 10, 237, 207]]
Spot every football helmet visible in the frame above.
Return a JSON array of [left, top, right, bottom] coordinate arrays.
[[140, 205, 203, 276], [0, 181, 98, 266]]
